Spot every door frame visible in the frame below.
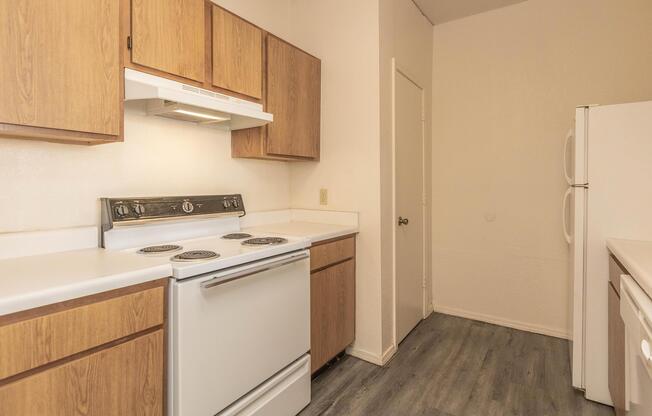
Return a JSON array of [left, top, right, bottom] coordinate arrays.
[[391, 58, 428, 349]]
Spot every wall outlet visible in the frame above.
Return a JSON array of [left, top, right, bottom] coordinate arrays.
[[319, 188, 328, 205]]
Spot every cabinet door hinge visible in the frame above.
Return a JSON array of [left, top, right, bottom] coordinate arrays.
[[127, 36, 132, 50]]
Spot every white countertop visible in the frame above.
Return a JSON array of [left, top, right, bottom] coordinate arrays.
[[0, 248, 171, 316], [0, 217, 358, 317], [607, 238, 652, 298], [244, 221, 358, 243]]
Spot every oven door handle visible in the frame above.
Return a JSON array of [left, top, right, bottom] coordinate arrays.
[[200, 251, 309, 289]]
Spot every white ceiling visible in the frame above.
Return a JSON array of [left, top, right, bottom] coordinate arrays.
[[413, 0, 527, 25]]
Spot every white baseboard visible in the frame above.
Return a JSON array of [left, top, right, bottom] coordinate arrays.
[[381, 344, 397, 365], [346, 346, 383, 366], [425, 302, 434, 316], [433, 305, 571, 340], [346, 343, 397, 367]]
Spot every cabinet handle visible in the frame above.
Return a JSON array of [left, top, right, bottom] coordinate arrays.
[[398, 217, 409, 226]]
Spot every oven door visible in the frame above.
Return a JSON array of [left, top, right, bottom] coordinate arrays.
[[170, 250, 310, 416]]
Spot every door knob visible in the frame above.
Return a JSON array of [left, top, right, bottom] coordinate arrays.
[[398, 217, 409, 226]]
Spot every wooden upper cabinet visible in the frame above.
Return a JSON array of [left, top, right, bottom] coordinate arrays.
[[266, 35, 321, 159], [212, 6, 263, 99], [0, 0, 121, 144], [131, 0, 205, 82], [231, 35, 322, 160]]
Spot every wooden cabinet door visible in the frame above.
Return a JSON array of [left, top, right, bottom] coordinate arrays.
[[0, 285, 164, 380], [0, 330, 164, 416], [131, 0, 205, 82], [0, 0, 120, 137], [310, 259, 355, 373], [608, 283, 626, 416], [212, 6, 262, 99], [266, 35, 321, 159]]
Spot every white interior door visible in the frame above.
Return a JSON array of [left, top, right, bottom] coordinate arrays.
[[394, 68, 425, 344]]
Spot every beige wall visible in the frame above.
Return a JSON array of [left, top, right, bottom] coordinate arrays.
[[379, 0, 433, 358], [287, 0, 384, 359], [212, 0, 292, 40], [0, 102, 290, 233], [0, 0, 389, 361], [221, 0, 387, 359], [0, 0, 295, 234], [432, 0, 652, 337]]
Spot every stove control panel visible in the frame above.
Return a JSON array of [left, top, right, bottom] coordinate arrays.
[[101, 194, 245, 229]]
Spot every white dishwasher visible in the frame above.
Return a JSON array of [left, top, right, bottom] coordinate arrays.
[[621, 275, 652, 416]]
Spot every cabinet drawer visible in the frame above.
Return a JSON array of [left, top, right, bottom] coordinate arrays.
[[609, 255, 628, 296], [0, 329, 164, 416], [0, 283, 165, 381], [310, 236, 355, 272]]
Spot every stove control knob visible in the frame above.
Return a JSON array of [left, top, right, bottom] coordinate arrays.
[[182, 201, 194, 214], [114, 204, 129, 218], [232, 199, 239, 208], [133, 203, 146, 216], [222, 200, 231, 209]]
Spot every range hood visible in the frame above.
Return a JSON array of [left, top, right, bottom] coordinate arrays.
[[124, 68, 272, 130]]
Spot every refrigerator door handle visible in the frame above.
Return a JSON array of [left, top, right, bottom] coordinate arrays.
[[562, 187, 572, 244], [563, 128, 574, 185]]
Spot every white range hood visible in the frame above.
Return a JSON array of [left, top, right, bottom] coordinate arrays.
[[124, 68, 272, 130]]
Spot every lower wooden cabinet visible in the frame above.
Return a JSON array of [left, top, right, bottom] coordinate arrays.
[[310, 235, 356, 373], [608, 256, 626, 416], [0, 279, 167, 415], [0, 330, 164, 416]]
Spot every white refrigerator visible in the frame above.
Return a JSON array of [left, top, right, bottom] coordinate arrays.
[[565, 101, 652, 405]]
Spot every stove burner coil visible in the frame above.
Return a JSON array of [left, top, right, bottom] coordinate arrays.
[[171, 250, 220, 262], [241, 237, 288, 246], [221, 233, 253, 240], [138, 244, 182, 254]]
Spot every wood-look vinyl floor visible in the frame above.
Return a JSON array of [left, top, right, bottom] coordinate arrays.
[[300, 313, 614, 416]]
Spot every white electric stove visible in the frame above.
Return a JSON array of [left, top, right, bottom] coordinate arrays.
[[100, 195, 312, 416]]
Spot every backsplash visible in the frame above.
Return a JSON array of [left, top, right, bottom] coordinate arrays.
[[0, 102, 291, 233]]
